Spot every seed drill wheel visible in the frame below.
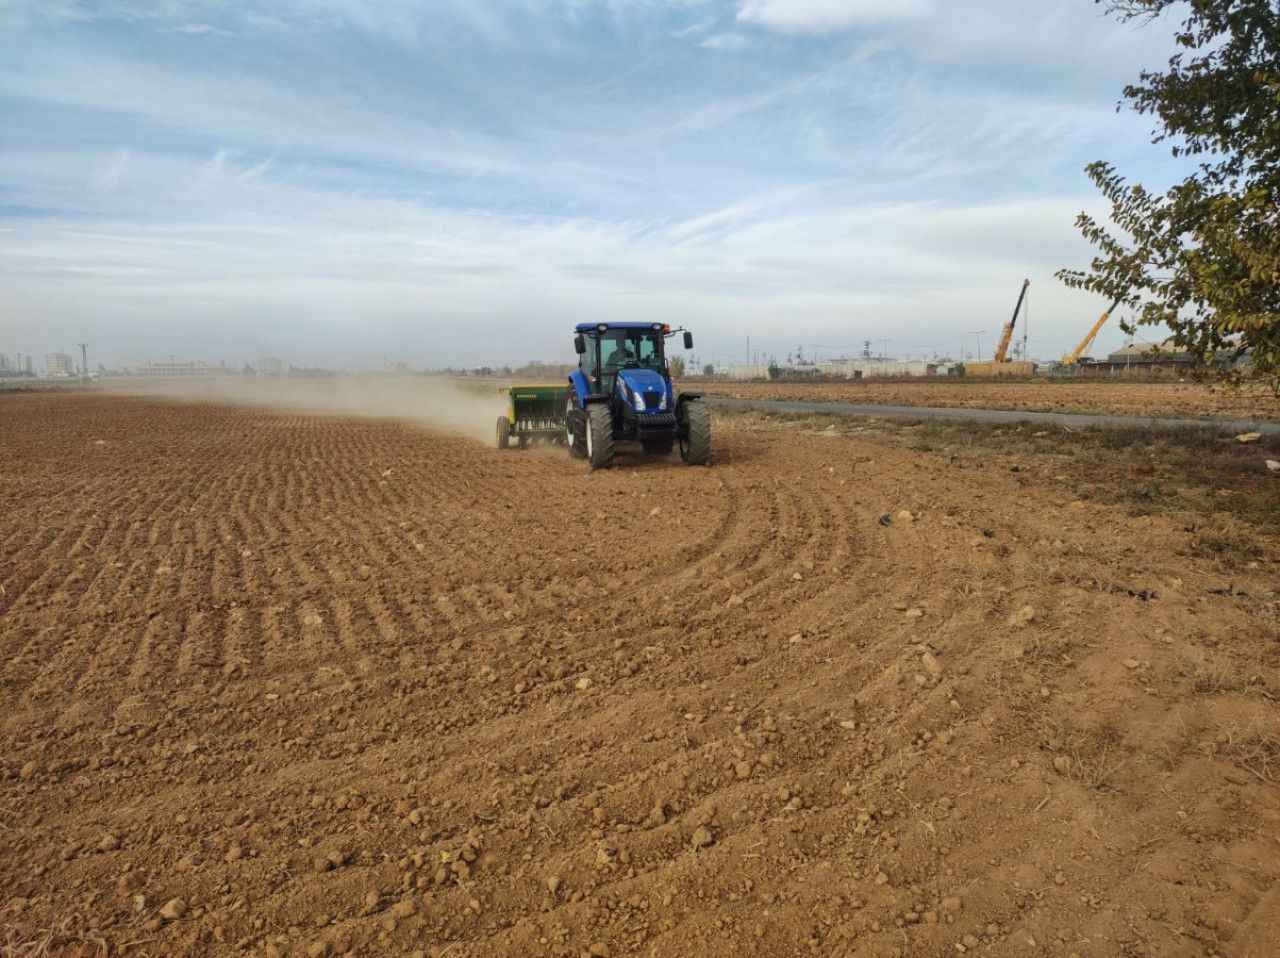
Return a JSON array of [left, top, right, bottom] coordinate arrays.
[[679, 400, 711, 465], [585, 404, 614, 470], [566, 398, 585, 459], [496, 416, 511, 450]]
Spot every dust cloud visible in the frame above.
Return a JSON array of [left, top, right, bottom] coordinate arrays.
[[102, 375, 508, 443]]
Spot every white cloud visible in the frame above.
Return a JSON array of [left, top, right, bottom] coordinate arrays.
[[169, 23, 235, 36], [0, 163, 1125, 368], [92, 149, 132, 192], [700, 32, 750, 51], [738, 0, 931, 33]]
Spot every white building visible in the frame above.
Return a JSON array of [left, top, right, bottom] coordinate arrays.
[[124, 359, 218, 377], [257, 357, 285, 375], [46, 352, 75, 377]]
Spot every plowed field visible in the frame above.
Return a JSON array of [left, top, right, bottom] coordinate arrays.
[[3, 394, 1279, 958]]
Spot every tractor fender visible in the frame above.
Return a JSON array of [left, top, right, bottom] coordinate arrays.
[[568, 370, 590, 408], [567, 370, 610, 409]]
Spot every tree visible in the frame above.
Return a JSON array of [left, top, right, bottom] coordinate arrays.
[[1058, 0, 1280, 391], [703, 363, 716, 377], [670, 356, 686, 378]]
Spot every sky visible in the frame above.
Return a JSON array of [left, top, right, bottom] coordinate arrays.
[[0, 0, 1189, 370]]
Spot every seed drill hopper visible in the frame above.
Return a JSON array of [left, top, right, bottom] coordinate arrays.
[[495, 384, 570, 449]]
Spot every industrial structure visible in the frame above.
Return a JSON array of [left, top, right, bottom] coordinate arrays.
[[1062, 298, 1122, 366], [1102, 340, 1193, 370], [963, 279, 1036, 378], [257, 357, 285, 375], [45, 353, 75, 377]]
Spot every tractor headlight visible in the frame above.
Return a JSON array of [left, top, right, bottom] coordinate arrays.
[[633, 391, 646, 412]]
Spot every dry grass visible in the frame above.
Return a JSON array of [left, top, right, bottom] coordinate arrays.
[[1189, 528, 1267, 568], [722, 408, 1280, 565], [0, 922, 111, 958], [1218, 722, 1280, 784], [1, 927, 56, 957], [1036, 717, 1128, 792]]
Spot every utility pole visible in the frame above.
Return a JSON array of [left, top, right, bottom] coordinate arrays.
[[970, 331, 984, 361], [77, 343, 88, 378]]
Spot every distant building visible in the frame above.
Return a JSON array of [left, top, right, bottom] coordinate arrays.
[[123, 359, 218, 377], [723, 358, 963, 381], [1104, 340, 1193, 368], [963, 360, 1036, 379], [257, 357, 285, 375], [840, 359, 939, 378], [46, 352, 75, 377], [726, 363, 771, 380], [0, 353, 9, 372]]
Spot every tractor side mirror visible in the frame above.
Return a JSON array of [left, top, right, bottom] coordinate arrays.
[[683, 331, 693, 350], [574, 334, 586, 355]]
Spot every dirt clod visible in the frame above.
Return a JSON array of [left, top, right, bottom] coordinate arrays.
[[160, 898, 187, 921], [1007, 606, 1037, 627]]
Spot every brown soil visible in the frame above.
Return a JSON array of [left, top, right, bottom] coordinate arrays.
[[694, 379, 1280, 422], [2, 394, 1278, 958]]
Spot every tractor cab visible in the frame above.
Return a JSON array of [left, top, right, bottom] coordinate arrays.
[[576, 324, 686, 394], [565, 322, 708, 469]]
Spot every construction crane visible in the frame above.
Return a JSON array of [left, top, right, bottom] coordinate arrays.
[[1062, 297, 1123, 366], [992, 279, 1030, 363]]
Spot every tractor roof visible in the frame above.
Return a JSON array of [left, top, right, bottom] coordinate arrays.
[[574, 322, 666, 333]]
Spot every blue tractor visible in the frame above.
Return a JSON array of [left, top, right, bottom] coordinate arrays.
[[565, 322, 710, 469]]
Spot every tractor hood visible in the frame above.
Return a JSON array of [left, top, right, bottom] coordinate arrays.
[[617, 368, 665, 393], [616, 368, 670, 411]]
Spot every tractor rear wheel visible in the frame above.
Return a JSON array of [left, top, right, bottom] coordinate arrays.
[[585, 404, 614, 470], [679, 401, 711, 465], [496, 416, 511, 450]]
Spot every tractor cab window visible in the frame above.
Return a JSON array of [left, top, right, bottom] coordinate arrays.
[[636, 334, 660, 369], [581, 334, 600, 379], [602, 329, 663, 372]]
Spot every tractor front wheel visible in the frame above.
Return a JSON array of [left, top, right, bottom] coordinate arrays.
[[496, 416, 511, 450], [585, 404, 615, 470], [679, 401, 711, 465]]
